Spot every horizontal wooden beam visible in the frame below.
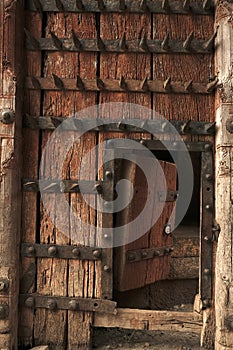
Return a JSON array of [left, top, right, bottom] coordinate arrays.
[[94, 308, 202, 333]]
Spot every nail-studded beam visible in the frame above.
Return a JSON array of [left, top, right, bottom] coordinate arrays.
[[25, 0, 214, 15]]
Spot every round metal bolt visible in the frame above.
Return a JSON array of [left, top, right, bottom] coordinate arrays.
[[94, 183, 102, 193], [117, 121, 126, 130], [48, 246, 57, 257], [141, 251, 148, 258], [1, 109, 15, 124], [205, 174, 213, 181], [47, 299, 57, 310], [164, 223, 172, 235], [72, 247, 80, 257], [105, 171, 112, 180], [202, 299, 210, 308], [204, 268, 210, 275], [205, 204, 211, 211], [25, 297, 35, 308], [140, 139, 147, 146], [103, 265, 111, 272], [27, 245, 36, 256], [93, 249, 102, 258], [164, 248, 171, 254], [103, 233, 110, 239], [69, 300, 79, 311], [127, 252, 136, 261], [0, 306, 6, 319], [204, 143, 212, 151], [154, 250, 160, 256], [204, 235, 210, 242]]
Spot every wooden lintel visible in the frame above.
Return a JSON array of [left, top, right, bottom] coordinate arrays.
[[94, 308, 202, 333]]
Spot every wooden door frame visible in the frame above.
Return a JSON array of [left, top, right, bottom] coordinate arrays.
[[0, 0, 24, 348]]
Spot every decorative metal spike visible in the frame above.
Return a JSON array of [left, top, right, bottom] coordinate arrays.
[[97, 0, 105, 10], [42, 182, 58, 191], [141, 77, 148, 91], [31, 77, 41, 89], [32, 0, 43, 14], [55, 0, 64, 11], [76, 0, 84, 10], [139, 33, 149, 52], [24, 28, 40, 50], [162, 0, 170, 11], [204, 32, 217, 51], [72, 30, 82, 50], [183, 0, 190, 11], [206, 77, 218, 92], [96, 77, 105, 90], [119, 76, 127, 90], [97, 34, 105, 50], [76, 75, 85, 91], [181, 120, 192, 133], [119, 0, 126, 10], [183, 31, 194, 50], [161, 33, 170, 51], [50, 31, 63, 50], [184, 80, 193, 91], [203, 0, 211, 10], [119, 32, 127, 50], [163, 77, 171, 90], [139, 0, 148, 11], [52, 74, 64, 89]]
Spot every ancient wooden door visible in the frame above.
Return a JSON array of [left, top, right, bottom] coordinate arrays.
[[17, 1, 216, 349]]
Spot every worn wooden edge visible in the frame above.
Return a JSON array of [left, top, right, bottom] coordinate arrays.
[[93, 308, 203, 333]]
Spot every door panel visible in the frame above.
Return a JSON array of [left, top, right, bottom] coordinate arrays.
[[114, 157, 177, 292]]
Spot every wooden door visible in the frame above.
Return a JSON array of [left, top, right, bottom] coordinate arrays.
[[115, 156, 177, 291]]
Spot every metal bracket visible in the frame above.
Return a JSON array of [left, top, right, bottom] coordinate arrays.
[[126, 246, 174, 263], [20, 294, 117, 314], [25, 0, 214, 15], [23, 116, 216, 135], [21, 243, 102, 260]]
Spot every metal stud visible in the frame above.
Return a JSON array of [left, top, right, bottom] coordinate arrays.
[[52, 74, 64, 89], [204, 143, 212, 151], [24, 28, 40, 50], [141, 251, 148, 258], [31, 76, 41, 89], [97, 34, 105, 50], [76, 0, 84, 10], [93, 249, 102, 258], [55, 0, 64, 11], [163, 77, 171, 91], [154, 250, 160, 256], [161, 33, 170, 51], [119, 32, 127, 50], [69, 300, 79, 311], [105, 171, 113, 179], [119, 76, 127, 90], [206, 77, 218, 92], [97, 0, 105, 10], [72, 30, 82, 50], [205, 204, 211, 211], [25, 297, 35, 308], [204, 32, 217, 51], [33, 0, 43, 14], [139, 33, 149, 52], [50, 31, 63, 50], [164, 223, 172, 235], [103, 265, 111, 272], [76, 75, 85, 91], [183, 31, 194, 50], [141, 77, 148, 91], [203, 0, 211, 10], [162, 0, 170, 11], [117, 121, 126, 130], [27, 245, 36, 256], [93, 182, 103, 193], [42, 182, 58, 191], [205, 173, 213, 181], [119, 0, 126, 10], [183, 0, 190, 11], [96, 77, 105, 90], [69, 183, 80, 191], [181, 120, 191, 133], [72, 247, 80, 257], [184, 80, 193, 92], [127, 252, 136, 261], [48, 246, 57, 257], [140, 0, 148, 11], [47, 298, 57, 310]]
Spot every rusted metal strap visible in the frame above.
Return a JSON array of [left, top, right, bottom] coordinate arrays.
[[22, 179, 101, 193], [25, 76, 219, 94], [126, 246, 174, 263], [25, 0, 213, 15], [20, 294, 117, 314], [23, 116, 216, 135], [21, 243, 102, 260], [25, 35, 215, 54]]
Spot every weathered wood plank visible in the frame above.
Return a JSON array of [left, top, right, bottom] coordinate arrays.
[[0, 0, 24, 348], [94, 308, 202, 333]]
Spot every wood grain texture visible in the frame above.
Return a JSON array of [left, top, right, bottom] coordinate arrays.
[[0, 0, 24, 349]]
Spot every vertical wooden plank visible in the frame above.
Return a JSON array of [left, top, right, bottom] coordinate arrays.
[[215, 2, 233, 349], [19, 11, 41, 347], [0, 0, 24, 348]]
